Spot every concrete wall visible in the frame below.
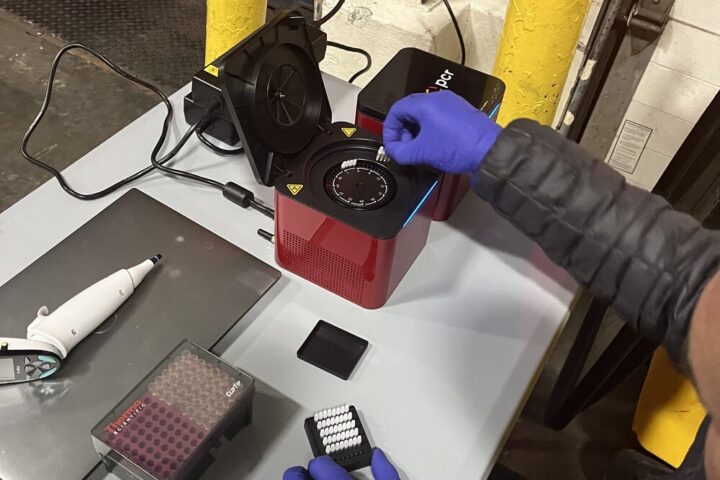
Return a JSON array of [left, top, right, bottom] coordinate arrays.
[[604, 0, 720, 190], [318, 0, 601, 125], [318, 0, 501, 84]]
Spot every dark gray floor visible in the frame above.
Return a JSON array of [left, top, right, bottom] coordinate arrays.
[[0, 0, 205, 91], [0, 6, 646, 479], [0, 12, 158, 211], [500, 303, 646, 480]]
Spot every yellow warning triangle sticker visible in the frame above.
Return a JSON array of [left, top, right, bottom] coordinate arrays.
[[287, 184, 304, 195], [204, 64, 219, 77], [341, 127, 356, 137]]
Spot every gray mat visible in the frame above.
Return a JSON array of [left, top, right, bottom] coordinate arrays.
[[0, 189, 280, 480]]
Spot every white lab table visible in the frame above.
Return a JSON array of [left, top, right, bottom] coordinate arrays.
[[0, 75, 576, 479]]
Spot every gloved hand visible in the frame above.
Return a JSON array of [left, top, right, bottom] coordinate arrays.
[[283, 448, 400, 480], [383, 90, 502, 174]]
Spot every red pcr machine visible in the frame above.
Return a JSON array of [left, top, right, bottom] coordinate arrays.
[[185, 14, 504, 309]]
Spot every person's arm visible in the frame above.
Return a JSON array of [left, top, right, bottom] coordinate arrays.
[[383, 91, 720, 367], [473, 118, 720, 366]]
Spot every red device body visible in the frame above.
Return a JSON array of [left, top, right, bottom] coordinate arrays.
[[196, 15, 444, 309], [355, 112, 383, 137], [355, 112, 470, 221], [274, 137, 439, 309]]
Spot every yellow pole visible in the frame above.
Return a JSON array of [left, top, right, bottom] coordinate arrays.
[[633, 348, 706, 468], [492, 0, 591, 126], [205, 0, 267, 65]]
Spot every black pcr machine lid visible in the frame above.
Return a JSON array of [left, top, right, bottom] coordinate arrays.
[[216, 12, 332, 186], [357, 47, 506, 118]]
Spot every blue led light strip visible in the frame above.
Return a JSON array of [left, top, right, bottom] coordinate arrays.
[[488, 102, 501, 120], [402, 179, 439, 228]]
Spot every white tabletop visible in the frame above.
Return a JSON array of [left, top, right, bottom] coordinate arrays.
[[0, 75, 576, 479]]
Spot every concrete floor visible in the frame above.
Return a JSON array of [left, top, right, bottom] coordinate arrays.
[[0, 12, 157, 212], [499, 302, 646, 480], [0, 7, 647, 480]]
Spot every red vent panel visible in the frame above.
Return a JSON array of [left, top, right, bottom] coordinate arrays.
[[280, 231, 367, 304]]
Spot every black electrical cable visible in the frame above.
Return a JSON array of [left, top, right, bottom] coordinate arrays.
[[257, 228, 275, 243], [319, 1, 463, 80], [149, 111, 224, 189], [314, 1, 371, 83], [22, 42, 274, 219], [251, 201, 275, 219], [327, 41, 372, 83], [148, 97, 274, 218], [22, 43, 225, 198], [316, 0, 345, 26], [196, 129, 244, 156], [442, 0, 466, 66], [21, 43, 179, 200]]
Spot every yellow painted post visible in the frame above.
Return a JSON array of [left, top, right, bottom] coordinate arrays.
[[205, 0, 267, 65], [633, 348, 707, 468], [492, 0, 591, 126]]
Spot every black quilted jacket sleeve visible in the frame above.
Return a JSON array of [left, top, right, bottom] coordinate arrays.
[[471, 119, 720, 367]]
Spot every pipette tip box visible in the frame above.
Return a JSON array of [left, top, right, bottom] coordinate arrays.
[[91, 340, 254, 480]]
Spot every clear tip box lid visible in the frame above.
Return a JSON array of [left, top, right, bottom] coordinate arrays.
[[91, 340, 254, 480]]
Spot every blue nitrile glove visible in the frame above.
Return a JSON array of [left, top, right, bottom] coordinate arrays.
[[283, 448, 401, 480], [369, 449, 401, 480], [383, 90, 502, 174]]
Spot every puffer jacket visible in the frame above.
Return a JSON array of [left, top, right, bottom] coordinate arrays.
[[472, 119, 720, 480]]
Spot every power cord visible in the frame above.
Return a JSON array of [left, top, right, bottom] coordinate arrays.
[[149, 108, 222, 189], [442, 0, 466, 66], [327, 41, 372, 83], [196, 129, 244, 156], [314, 1, 370, 83], [317, 0, 465, 82], [21, 43, 177, 200], [21, 43, 274, 219], [316, 0, 345, 26]]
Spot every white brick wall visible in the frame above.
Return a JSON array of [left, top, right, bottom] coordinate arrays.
[[634, 63, 718, 123], [605, 1, 720, 190], [670, 0, 720, 35]]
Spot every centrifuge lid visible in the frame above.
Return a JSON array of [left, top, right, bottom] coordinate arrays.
[[218, 12, 332, 186]]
